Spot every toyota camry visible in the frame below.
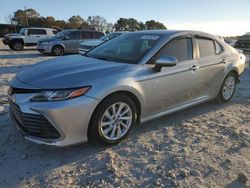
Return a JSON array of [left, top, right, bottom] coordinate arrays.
[[9, 30, 246, 146]]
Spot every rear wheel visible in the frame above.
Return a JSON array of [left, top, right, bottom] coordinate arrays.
[[89, 94, 137, 145], [52, 45, 64, 56], [11, 41, 24, 51], [216, 72, 237, 103]]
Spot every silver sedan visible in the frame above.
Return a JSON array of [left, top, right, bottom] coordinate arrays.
[[9, 30, 245, 146]]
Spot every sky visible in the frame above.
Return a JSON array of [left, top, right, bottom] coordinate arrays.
[[1, 0, 250, 36]]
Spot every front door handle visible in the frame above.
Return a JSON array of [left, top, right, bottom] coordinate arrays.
[[189, 65, 199, 71], [222, 59, 228, 64]]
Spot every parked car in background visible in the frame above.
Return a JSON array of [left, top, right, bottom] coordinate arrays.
[[37, 29, 104, 56], [2, 27, 57, 51], [79, 32, 122, 54], [224, 38, 237, 47], [9, 30, 245, 146], [234, 40, 250, 53]]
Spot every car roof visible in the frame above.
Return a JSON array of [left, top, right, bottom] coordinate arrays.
[[134, 30, 217, 38], [63, 29, 103, 33], [23, 27, 56, 30]]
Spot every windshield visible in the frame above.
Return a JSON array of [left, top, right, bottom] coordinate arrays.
[[100, 33, 121, 41], [19, 28, 26, 35], [86, 33, 162, 64], [55, 30, 71, 38]]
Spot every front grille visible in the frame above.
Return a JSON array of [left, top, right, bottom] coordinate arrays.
[[9, 100, 60, 139]]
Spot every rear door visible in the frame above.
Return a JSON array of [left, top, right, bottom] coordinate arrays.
[[141, 36, 204, 116], [195, 36, 226, 98], [26, 29, 47, 44], [63, 31, 81, 53]]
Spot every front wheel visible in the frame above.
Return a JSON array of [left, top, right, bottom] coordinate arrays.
[[89, 94, 137, 145], [51, 45, 64, 56], [11, 41, 24, 51], [216, 72, 237, 103]]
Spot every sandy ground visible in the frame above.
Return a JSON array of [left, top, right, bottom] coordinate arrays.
[[0, 41, 250, 188]]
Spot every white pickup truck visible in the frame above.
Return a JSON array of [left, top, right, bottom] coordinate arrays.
[[3, 27, 57, 51]]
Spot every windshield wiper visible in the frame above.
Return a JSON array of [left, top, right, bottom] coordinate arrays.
[[95, 57, 111, 61]]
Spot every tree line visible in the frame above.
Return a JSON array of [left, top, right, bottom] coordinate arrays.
[[6, 8, 167, 33]]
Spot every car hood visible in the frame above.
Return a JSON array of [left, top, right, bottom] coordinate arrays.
[[14, 55, 129, 89], [80, 39, 103, 46], [5, 33, 22, 38]]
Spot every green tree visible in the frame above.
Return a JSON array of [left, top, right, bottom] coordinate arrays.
[[87, 15, 112, 32], [114, 18, 142, 31], [145, 20, 167, 30], [68, 15, 88, 29], [12, 8, 40, 26]]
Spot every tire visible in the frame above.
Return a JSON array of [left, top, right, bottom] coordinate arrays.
[[89, 94, 137, 145], [8, 44, 14, 50], [216, 72, 237, 103], [11, 41, 24, 51], [51, 45, 64, 56]]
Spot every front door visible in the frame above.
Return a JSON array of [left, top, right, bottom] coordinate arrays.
[[63, 31, 81, 53], [140, 36, 204, 117]]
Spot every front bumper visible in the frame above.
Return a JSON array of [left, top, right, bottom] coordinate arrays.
[[36, 43, 51, 54], [9, 93, 99, 146]]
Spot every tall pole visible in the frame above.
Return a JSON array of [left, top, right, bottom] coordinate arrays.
[[25, 6, 28, 26]]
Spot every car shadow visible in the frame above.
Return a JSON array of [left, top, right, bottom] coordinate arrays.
[[0, 48, 37, 52], [0, 53, 47, 59], [0, 65, 33, 75]]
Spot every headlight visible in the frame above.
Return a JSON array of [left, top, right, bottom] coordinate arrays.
[[40, 42, 50, 46], [30, 87, 91, 102]]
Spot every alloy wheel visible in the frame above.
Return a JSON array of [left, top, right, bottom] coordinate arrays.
[[100, 102, 132, 141], [222, 75, 235, 100]]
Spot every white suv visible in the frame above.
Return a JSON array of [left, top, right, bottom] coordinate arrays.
[[3, 27, 57, 51]]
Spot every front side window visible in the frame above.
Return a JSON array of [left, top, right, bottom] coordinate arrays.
[[19, 28, 27, 35], [86, 33, 163, 64], [155, 37, 193, 62], [196, 37, 216, 57]]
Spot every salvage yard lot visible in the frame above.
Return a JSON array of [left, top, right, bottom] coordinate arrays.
[[0, 41, 250, 187]]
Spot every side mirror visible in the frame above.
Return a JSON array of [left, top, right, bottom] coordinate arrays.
[[64, 36, 70, 40], [153, 56, 177, 72]]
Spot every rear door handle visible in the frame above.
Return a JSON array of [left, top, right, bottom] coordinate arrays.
[[189, 65, 199, 71]]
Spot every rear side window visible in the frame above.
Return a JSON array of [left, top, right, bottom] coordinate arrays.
[[93, 32, 104, 39], [81, 31, 92, 39], [196, 37, 216, 57], [28, 29, 47, 35], [67, 31, 80, 40], [156, 37, 193, 62]]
